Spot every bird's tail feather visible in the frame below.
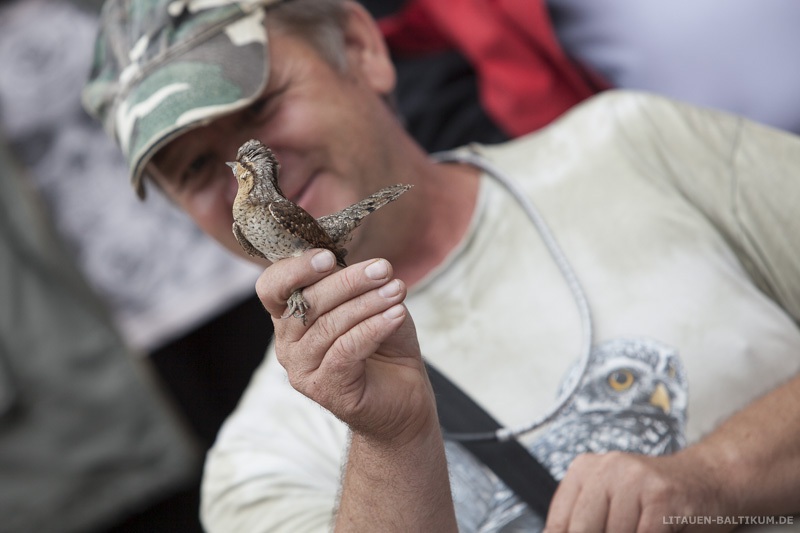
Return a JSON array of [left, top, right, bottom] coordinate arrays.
[[318, 184, 412, 245]]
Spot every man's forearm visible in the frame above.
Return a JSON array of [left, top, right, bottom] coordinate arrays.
[[335, 407, 457, 532], [545, 373, 800, 532], [693, 372, 800, 517]]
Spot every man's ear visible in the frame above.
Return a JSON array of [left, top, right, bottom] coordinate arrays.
[[342, 1, 396, 95]]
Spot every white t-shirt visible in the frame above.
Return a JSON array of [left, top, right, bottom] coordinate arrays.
[[201, 91, 800, 532], [548, 0, 800, 134]]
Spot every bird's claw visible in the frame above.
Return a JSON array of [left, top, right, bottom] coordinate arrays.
[[282, 290, 310, 325]]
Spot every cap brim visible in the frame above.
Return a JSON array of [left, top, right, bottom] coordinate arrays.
[[119, 9, 270, 199]]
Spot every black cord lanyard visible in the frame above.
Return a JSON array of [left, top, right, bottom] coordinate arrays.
[[426, 362, 558, 518]]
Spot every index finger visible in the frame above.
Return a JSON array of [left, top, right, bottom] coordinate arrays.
[[255, 249, 337, 320]]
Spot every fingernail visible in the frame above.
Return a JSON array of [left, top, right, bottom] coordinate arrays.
[[383, 304, 405, 320], [378, 279, 401, 298], [311, 250, 335, 272], [365, 259, 389, 280]]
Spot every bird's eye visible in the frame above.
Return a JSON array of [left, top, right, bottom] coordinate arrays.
[[608, 369, 635, 391]]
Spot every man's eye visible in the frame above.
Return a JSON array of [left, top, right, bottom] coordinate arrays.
[[244, 97, 275, 125], [247, 98, 269, 117], [189, 153, 212, 174], [243, 85, 287, 125], [179, 153, 215, 191]]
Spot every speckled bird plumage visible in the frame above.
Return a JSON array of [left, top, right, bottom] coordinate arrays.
[[230, 139, 412, 321]]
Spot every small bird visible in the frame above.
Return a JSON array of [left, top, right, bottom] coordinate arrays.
[[229, 139, 412, 322]]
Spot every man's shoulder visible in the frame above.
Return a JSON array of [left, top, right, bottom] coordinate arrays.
[[473, 91, 675, 160], [480, 90, 746, 166], [547, 89, 744, 139], [568, 89, 721, 122]]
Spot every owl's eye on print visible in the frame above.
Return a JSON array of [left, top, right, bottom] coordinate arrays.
[[607, 369, 635, 391], [667, 361, 677, 379]]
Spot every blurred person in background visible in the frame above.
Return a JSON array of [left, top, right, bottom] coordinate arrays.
[[0, 131, 198, 533]]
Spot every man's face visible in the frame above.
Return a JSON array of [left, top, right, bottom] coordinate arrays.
[[148, 17, 398, 265]]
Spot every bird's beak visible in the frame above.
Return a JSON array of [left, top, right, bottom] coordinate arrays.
[[225, 162, 236, 169], [649, 383, 671, 415]]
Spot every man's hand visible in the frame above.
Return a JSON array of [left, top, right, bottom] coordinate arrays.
[[257, 249, 457, 531], [545, 373, 800, 532], [544, 450, 736, 533], [256, 248, 434, 443]]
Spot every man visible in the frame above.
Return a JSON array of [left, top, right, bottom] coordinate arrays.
[[83, 0, 800, 531]]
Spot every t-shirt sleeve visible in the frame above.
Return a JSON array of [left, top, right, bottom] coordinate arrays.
[[201, 349, 348, 533], [605, 90, 800, 323]]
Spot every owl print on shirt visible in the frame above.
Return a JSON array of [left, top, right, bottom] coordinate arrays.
[[447, 338, 688, 532], [529, 337, 687, 479]]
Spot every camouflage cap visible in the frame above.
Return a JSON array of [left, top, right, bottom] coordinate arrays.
[[82, 0, 289, 198]]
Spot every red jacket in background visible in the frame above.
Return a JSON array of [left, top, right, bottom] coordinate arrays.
[[379, 0, 607, 137]]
